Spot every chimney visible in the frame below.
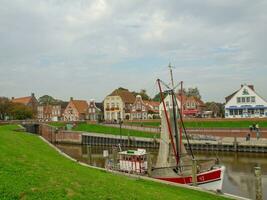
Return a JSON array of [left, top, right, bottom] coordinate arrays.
[[241, 84, 244, 88], [31, 93, 35, 97], [70, 97, 73, 101], [12, 97, 15, 100], [248, 85, 254, 91]]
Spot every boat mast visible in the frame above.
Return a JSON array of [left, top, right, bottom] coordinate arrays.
[[169, 64, 180, 164]]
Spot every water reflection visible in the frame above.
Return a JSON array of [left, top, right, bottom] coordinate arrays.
[[56, 144, 267, 200]]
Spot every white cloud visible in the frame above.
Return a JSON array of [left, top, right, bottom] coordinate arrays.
[[0, 0, 266, 102]]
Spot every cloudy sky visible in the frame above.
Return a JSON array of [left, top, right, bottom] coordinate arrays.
[[1, 0, 267, 102]]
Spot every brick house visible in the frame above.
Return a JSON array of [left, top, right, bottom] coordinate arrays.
[[181, 96, 205, 117], [11, 93, 38, 116], [63, 98, 89, 121], [144, 100, 160, 119], [130, 95, 160, 120], [37, 104, 62, 121], [104, 88, 135, 121], [88, 100, 104, 121], [159, 94, 205, 118]]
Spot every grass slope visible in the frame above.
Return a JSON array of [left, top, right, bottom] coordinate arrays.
[[73, 123, 159, 138], [0, 125, 229, 200], [126, 120, 267, 128]]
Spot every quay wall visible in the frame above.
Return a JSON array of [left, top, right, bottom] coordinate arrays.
[[35, 123, 267, 153]]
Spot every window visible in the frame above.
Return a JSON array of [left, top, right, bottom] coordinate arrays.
[[106, 103, 110, 108], [234, 110, 238, 115], [260, 109, 264, 115], [237, 97, 241, 103], [251, 97, 255, 103], [248, 109, 254, 115], [246, 97, 250, 102], [238, 109, 243, 115], [187, 102, 190, 108], [242, 97, 245, 103]]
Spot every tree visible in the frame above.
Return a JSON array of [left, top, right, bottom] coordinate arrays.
[[186, 87, 201, 99], [152, 92, 168, 102], [205, 102, 224, 117], [0, 97, 12, 120], [132, 89, 151, 100], [10, 103, 33, 120], [38, 95, 58, 105]]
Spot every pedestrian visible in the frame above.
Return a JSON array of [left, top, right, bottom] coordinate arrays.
[[246, 133, 251, 141], [252, 123, 256, 131], [255, 123, 259, 131]]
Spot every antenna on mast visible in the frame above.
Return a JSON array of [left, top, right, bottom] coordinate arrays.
[[168, 63, 174, 89]]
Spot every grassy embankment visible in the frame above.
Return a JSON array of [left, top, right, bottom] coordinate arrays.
[[0, 125, 229, 200], [48, 121, 66, 128], [73, 123, 159, 138], [126, 120, 267, 128]]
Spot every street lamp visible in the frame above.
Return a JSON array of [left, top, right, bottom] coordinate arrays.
[[118, 117, 123, 142]]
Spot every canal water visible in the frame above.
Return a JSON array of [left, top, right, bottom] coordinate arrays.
[[56, 144, 267, 200]]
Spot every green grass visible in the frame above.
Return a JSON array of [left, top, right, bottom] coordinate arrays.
[[126, 120, 267, 128], [73, 123, 159, 138], [0, 125, 229, 200], [48, 122, 66, 128]]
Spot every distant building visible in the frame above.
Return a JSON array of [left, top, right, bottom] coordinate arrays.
[[63, 98, 88, 121], [159, 94, 205, 118], [130, 95, 160, 120], [225, 84, 267, 118], [88, 100, 103, 121], [11, 93, 38, 116], [104, 88, 135, 121], [37, 104, 62, 121]]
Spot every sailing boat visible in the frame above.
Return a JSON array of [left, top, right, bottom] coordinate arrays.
[[151, 78, 225, 191]]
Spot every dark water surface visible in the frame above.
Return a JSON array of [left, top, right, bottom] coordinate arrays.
[[56, 144, 267, 200]]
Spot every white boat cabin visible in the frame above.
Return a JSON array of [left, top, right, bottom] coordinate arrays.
[[119, 149, 148, 174]]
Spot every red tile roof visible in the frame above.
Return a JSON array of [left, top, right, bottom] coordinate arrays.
[[11, 96, 32, 105], [109, 89, 135, 103], [72, 100, 88, 114], [143, 100, 160, 107]]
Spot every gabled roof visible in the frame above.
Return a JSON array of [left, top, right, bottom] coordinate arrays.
[[225, 84, 256, 103], [143, 100, 160, 107], [71, 100, 88, 114], [176, 95, 204, 106], [109, 89, 135, 103], [225, 91, 238, 103], [12, 96, 32, 105]]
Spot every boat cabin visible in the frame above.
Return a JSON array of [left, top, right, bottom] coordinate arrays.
[[119, 149, 148, 174]]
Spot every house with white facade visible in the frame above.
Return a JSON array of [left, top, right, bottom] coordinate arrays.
[[225, 84, 267, 118], [104, 88, 135, 121]]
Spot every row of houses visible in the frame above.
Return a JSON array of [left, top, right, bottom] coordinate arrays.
[[9, 84, 267, 121]]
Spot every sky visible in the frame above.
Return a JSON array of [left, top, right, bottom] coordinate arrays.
[[1, 0, 267, 102]]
